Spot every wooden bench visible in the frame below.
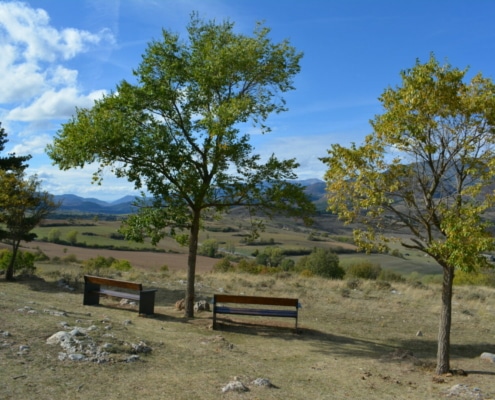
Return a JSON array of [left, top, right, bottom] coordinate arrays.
[[83, 275, 157, 316], [212, 294, 300, 330]]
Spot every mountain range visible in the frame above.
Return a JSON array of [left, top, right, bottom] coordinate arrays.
[[53, 179, 327, 215]]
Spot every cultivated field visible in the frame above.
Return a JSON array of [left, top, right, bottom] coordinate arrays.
[[1, 267, 494, 399]]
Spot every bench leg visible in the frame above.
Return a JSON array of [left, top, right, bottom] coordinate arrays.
[[139, 291, 156, 315], [212, 309, 217, 330], [83, 283, 100, 306]]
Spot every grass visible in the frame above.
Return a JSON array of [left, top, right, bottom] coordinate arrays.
[[1, 267, 495, 399]]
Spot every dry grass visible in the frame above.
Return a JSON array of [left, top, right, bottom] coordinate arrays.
[[1, 269, 495, 399]]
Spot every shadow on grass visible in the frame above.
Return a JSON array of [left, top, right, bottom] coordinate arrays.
[[213, 317, 494, 371]]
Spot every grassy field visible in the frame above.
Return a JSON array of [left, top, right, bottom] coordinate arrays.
[[1, 267, 494, 399], [29, 214, 445, 278]]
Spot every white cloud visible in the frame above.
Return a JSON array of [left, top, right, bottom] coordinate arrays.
[[7, 87, 106, 121], [0, 2, 113, 63], [11, 132, 51, 156], [0, 1, 114, 120]]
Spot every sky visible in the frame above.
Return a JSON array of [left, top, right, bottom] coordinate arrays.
[[0, 0, 494, 201]]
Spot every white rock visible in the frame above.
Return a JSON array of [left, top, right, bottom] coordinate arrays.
[[480, 352, 495, 363], [68, 353, 85, 361], [222, 381, 249, 393], [251, 378, 275, 387], [46, 331, 72, 345], [70, 328, 86, 337]]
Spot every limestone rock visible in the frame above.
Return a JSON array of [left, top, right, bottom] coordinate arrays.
[[480, 352, 495, 363]]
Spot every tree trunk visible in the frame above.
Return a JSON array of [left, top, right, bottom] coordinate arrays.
[[436, 265, 454, 374], [5, 240, 20, 281], [184, 210, 201, 318]]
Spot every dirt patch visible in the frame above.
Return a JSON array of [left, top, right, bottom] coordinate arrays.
[[3, 241, 218, 273]]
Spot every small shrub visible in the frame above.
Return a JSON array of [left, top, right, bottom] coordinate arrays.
[[389, 249, 404, 258], [111, 259, 133, 272], [213, 258, 234, 273], [63, 254, 79, 263], [346, 261, 382, 280], [198, 239, 219, 258], [378, 269, 405, 283], [82, 256, 113, 275], [48, 228, 62, 243], [373, 280, 392, 290], [33, 249, 50, 262], [347, 279, 361, 289], [296, 248, 344, 279], [0, 250, 36, 275]]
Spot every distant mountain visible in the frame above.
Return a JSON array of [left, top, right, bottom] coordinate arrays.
[[52, 179, 328, 215], [53, 194, 137, 214]]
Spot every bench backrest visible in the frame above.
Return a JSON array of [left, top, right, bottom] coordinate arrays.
[[214, 294, 298, 307], [84, 275, 142, 291]]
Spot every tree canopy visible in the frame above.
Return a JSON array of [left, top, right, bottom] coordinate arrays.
[[47, 14, 315, 316], [321, 54, 495, 374]]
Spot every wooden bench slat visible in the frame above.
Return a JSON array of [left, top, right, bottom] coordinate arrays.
[[212, 294, 299, 330], [98, 289, 140, 301], [214, 306, 297, 317], [84, 275, 142, 291], [214, 294, 298, 307]]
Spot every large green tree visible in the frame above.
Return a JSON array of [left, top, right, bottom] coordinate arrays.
[[321, 55, 495, 374], [47, 15, 314, 317], [0, 170, 59, 281]]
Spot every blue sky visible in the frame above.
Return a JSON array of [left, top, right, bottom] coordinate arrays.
[[0, 0, 494, 201]]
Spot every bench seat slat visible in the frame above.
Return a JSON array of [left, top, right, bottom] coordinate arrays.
[[215, 306, 297, 318], [213, 294, 299, 330], [84, 275, 142, 291], [214, 294, 298, 307], [98, 289, 140, 301]]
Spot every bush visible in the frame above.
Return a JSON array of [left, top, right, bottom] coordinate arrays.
[[198, 239, 219, 258], [213, 258, 235, 273], [296, 248, 344, 279], [82, 256, 114, 275], [346, 261, 382, 280], [255, 247, 284, 267], [48, 228, 62, 243], [454, 268, 495, 287], [111, 259, 133, 272], [33, 248, 50, 262], [62, 254, 79, 263], [0, 249, 36, 275], [67, 230, 79, 245], [378, 269, 405, 282]]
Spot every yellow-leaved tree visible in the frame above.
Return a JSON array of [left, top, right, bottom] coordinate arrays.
[[321, 54, 495, 374]]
